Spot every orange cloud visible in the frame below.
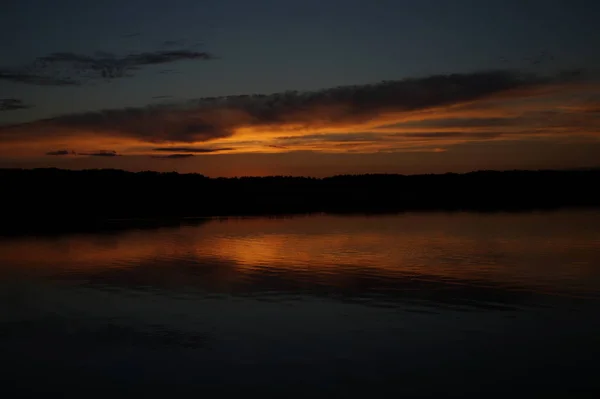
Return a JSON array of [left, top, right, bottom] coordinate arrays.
[[0, 69, 597, 158]]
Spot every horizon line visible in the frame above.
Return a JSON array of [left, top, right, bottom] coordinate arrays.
[[2, 166, 600, 179]]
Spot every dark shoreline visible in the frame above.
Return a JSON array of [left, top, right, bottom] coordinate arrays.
[[2, 167, 600, 236]]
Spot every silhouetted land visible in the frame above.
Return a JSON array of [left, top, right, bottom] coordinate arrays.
[[2, 167, 600, 234]]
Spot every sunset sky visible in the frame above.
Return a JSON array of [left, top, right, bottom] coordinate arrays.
[[1, 0, 599, 176]]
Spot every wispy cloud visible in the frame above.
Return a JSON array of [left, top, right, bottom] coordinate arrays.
[[0, 47, 214, 86], [397, 131, 503, 139], [46, 150, 74, 156], [79, 150, 120, 157], [151, 153, 195, 159], [152, 147, 233, 153], [0, 98, 32, 111], [276, 133, 385, 143]]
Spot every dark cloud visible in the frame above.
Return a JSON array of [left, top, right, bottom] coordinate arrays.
[[46, 149, 123, 156], [0, 98, 32, 111], [0, 48, 214, 86], [151, 153, 195, 159], [152, 147, 233, 153], [79, 150, 120, 157], [45, 150, 75, 156], [125, 50, 212, 66], [0, 68, 78, 86], [0, 69, 590, 144], [152, 95, 173, 100]]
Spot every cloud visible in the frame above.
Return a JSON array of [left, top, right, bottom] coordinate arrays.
[[45, 149, 121, 157], [1, 70, 572, 138], [276, 133, 384, 143], [0, 98, 32, 111], [46, 150, 75, 156], [152, 147, 233, 153], [273, 131, 504, 146], [124, 50, 212, 66], [398, 131, 503, 139], [0, 48, 214, 86], [381, 117, 514, 129], [151, 153, 195, 159], [79, 150, 120, 157], [0, 68, 597, 157]]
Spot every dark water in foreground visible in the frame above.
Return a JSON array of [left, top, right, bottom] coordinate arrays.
[[1, 211, 600, 397]]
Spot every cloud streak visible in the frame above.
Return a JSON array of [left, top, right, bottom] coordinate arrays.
[[46, 150, 74, 156], [0, 68, 79, 86], [0, 48, 214, 86], [45, 149, 119, 157], [79, 150, 120, 157], [152, 147, 233, 153]]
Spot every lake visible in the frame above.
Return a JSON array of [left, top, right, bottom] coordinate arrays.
[[1, 210, 600, 397]]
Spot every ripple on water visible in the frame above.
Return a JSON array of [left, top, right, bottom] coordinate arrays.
[[1, 212, 600, 396]]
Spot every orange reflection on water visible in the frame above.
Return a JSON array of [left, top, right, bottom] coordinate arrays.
[[1, 212, 600, 296]]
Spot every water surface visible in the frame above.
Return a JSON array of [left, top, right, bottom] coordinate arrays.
[[1, 211, 600, 397]]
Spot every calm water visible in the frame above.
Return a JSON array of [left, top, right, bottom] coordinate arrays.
[[1, 211, 600, 397]]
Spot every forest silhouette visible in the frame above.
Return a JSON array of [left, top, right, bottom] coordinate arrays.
[[2, 167, 599, 234]]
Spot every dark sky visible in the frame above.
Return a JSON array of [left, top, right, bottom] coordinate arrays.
[[1, 0, 599, 176]]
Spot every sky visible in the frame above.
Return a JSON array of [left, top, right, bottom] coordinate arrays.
[[1, 0, 599, 176]]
